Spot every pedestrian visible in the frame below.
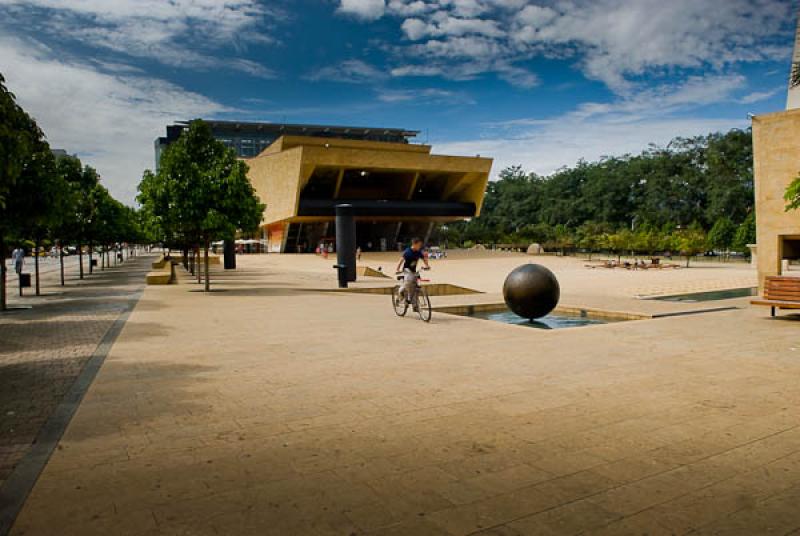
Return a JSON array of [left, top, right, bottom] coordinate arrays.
[[12, 247, 25, 275], [356, 246, 362, 261]]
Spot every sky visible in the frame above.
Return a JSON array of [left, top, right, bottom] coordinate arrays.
[[0, 0, 797, 204]]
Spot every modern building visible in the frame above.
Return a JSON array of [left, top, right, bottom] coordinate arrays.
[[154, 120, 418, 167], [247, 134, 492, 253], [752, 15, 800, 289], [156, 119, 492, 253]]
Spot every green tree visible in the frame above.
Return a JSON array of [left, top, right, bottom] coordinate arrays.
[[1, 74, 47, 308], [139, 120, 264, 291], [707, 216, 737, 261], [675, 224, 707, 267], [732, 211, 756, 255], [459, 128, 754, 249], [0, 73, 43, 210], [632, 224, 665, 257], [16, 148, 64, 295], [785, 173, 800, 211], [550, 224, 574, 256], [0, 106, 56, 308], [575, 221, 609, 260], [52, 156, 97, 282], [704, 129, 753, 223]]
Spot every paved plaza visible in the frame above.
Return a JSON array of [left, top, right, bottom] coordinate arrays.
[[3, 252, 800, 535]]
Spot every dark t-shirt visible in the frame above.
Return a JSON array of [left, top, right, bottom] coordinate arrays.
[[402, 247, 425, 271]]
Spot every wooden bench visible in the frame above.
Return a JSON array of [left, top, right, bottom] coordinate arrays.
[[751, 276, 800, 316]]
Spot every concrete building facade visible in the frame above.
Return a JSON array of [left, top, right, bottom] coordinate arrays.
[[752, 110, 800, 289], [246, 135, 492, 253]]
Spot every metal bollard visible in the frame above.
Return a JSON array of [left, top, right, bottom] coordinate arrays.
[[333, 264, 348, 288]]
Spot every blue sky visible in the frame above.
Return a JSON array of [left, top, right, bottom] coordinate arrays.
[[0, 0, 796, 204]]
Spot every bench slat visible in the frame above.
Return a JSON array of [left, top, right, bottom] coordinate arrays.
[[765, 288, 800, 294], [765, 291, 800, 298], [751, 299, 800, 308]]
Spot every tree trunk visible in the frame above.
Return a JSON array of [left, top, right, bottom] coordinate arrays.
[[183, 245, 189, 271], [34, 240, 40, 296], [59, 242, 65, 286], [196, 246, 201, 284], [0, 235, 6, 311], [79, 244, 84, 279], [204, 240, 210, 292]]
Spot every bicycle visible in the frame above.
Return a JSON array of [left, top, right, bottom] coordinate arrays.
[[392, 269, 432, 322]]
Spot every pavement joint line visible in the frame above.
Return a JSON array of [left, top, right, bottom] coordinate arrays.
[[651, 306, 740, 318], [0, 283, 145, 536]]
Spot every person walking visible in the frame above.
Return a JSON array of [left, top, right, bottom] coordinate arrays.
[[12, 247, 24, 275]]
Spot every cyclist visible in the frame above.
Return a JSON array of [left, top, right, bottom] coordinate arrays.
[[396, 237, 430, 306]]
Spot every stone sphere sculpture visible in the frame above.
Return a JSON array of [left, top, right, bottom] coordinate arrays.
[[503, 264, 560, 320]]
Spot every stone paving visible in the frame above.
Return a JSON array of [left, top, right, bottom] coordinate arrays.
[[0, 254, 151, 487], [7, 253, 800, 535]]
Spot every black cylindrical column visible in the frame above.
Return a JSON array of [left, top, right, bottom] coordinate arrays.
[[335, 204, 357, 282], [223, 239, 236, 269]]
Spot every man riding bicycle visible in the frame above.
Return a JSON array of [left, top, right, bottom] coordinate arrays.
[[396, 237, 430, 306]]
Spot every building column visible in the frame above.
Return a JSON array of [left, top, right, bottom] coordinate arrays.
[[393, 222, 403, 249], [406, 172, 420, 200], [423, 221, 435, 245], [333, 168, 345, 199]]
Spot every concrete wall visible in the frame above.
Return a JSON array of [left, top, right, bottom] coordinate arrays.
[[752, 109, 800, 290], [246, 146, 306, 224]]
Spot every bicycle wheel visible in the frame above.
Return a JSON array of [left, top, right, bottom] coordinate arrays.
[[415, 286, 432, 322], [392, 285, 408, 316]]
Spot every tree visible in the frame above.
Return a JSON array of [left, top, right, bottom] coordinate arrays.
[[675, 224, 707, 267], [0, 87, 54, 309], [733, 211, 756, 255], [551, 224, 574, 256], [447, 128, 755, 250], [15, 148, 64, 295], [707, 216, 736, 261], [53, 156, 90, 283], [0, 73, 43, 210], [139, 120, 264, 291], [575, 221, 609, 260], [785, 174, 800, 212], [633, 224, 666, 257]]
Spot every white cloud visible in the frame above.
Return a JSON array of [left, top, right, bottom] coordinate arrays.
[[350, 0, 793, 93], [402, 18, 429, 40], [436, 74, 751, 179], [0, 0, 277, 77], [0, 36, 231, 205], [401, 14, 504, 40], [304, 59, 388, 83], [376, 87, 475, 104], [337, 0, 386, 21], [738, 87, 783, 104]]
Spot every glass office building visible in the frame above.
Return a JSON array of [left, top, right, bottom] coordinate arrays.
[[154, 120, 419, 167]]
